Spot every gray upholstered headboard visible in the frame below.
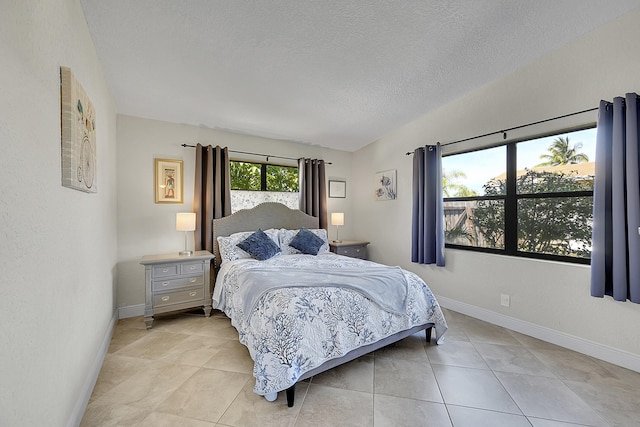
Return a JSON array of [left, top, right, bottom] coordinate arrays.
[[212, 202, 319, 268]]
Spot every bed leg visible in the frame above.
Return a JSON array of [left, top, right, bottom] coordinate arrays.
[[286, 384, 295, 407], [425, 327, 432, 343]]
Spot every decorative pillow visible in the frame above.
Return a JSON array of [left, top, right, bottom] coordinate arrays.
[[279, 228, 329, 255], [236, 229, 281, 261], [283, 228, 327, 255], [217, 228, 280, 264]]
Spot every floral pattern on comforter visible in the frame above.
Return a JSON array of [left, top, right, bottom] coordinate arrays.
[[214, 253, 447, 396]]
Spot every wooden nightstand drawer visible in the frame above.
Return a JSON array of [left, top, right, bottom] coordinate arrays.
[[181, 262, 204, 275], [336, 246, 367, 259], [152, 275, 204, 292], [153, 287, 204, 308], [329, 240, 370, 260], [152, 264, 179, 278]]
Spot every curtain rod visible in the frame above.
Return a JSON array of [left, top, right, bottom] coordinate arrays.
[[405, 106, 599, 155], [181, 144, 332, 164]]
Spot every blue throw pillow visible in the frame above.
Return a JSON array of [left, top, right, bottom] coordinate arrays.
[[237, 229, 281, 261], [289, 228, 325, 255]]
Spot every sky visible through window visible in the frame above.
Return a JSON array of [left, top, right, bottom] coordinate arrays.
[[442, 128, 597, 194]]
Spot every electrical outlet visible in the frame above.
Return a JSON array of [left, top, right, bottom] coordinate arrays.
[[500, 294, 510, 307]]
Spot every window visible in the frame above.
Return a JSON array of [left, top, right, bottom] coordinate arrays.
[[230, 161, 299, 192], [442, 127, 596, 264], [229, 160, 300, 213]]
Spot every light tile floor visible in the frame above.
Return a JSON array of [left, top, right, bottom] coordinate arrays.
[[81, 308, 640, 426]]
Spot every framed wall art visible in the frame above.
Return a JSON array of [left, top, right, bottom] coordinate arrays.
[[60, 66, 97, 193], [155, 158, 183, 203], [328, 180, 346, 198], [374, 169, 397, 201]]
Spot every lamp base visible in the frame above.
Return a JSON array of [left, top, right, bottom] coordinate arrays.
[[179, 250, 193, 256]]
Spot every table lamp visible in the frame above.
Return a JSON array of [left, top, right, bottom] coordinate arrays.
[[331, 212, 344, 243], [176, 212, 196, 255]]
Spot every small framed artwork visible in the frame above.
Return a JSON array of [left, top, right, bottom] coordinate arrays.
[[329, 180, 346, 198], [374, 169, 397, 201], [155, 158, 183, 203]]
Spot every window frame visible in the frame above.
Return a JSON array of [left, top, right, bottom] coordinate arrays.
[[229, 159, 299, 192], [443, 127, 595, 265]]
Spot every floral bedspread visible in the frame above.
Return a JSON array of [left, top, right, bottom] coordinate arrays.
[[213, 253, 447, 397]]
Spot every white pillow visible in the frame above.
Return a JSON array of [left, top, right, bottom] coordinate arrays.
[[217, 228, 280, 264], [279, 228, 329, 255]]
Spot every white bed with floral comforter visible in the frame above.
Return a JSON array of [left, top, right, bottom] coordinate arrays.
[[213, 252, 448, 399]]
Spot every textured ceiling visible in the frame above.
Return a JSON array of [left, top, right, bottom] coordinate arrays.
[[80, 1, 640, 152]]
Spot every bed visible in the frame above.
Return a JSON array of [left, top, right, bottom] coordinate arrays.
[[211, 202, 447, 407]]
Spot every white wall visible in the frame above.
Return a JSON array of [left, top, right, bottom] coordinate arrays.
[[352, 8, 640, 367], [116, 115, 354, 309], [0, 1, 118, 426]]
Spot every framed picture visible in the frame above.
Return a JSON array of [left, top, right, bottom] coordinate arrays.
[[374, 169, 397, 201], [155, 158, 183, 203], [60, 67, 97, 193], [328, 180, 346, 198]]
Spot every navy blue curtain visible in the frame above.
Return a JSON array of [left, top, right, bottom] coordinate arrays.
[[411, 144, 445, 266], [590, 93, 640, 303]]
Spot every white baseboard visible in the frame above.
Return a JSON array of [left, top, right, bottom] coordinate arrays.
[[118, 303, 144, 319], [67, 310, 118, 427], [437, 295, 640, 373]]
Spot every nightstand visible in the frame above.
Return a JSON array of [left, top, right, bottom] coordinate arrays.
[[329, 240, 370, 260], [140, 250, 214, 329]]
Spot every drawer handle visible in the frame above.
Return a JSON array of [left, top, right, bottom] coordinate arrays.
[[162, 268, 169, 273], [189, 266, 196, 270], [162, 282, 169, 287], [189, 278, 197, 283], [356, 249, 360, 252], [189, 291, 197, 297], [161, 296, 170, 302]]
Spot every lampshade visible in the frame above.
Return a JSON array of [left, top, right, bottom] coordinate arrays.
[[176, 212, 196, 231], [331, 212, 344, 226]]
